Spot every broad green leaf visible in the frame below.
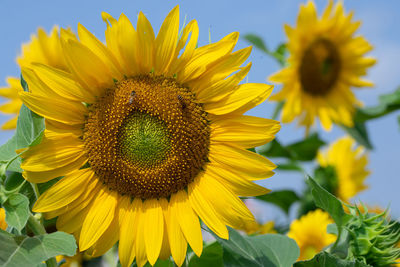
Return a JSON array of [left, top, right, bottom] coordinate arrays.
[[286, 133, 325, 161], [2, 194, 29, 232], [257, 134, 325, 162], [276, 162, 304, 172], [341, 122, 372, 150], [243, 34, 269, 53], [189, 242, 223, 267], [213, 228, 299, 267], [354, 87, 400, 122], [4, 172, 25, 192], [0, 104, 45, 173], [294, 252, 371, 267], [0, 231, 77, 267], [249, 234, 299, 267], [308, 177, 352, 236], [256, 190, 300, 214]]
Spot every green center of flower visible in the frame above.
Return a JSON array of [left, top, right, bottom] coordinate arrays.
[[299, 38, 341, 96], [118, 112, 171, 166]]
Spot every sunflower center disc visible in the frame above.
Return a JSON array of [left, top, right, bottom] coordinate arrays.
[[299, 38, 341, 96], [83, 75, 210, 199], [118, 112, 171, 166]]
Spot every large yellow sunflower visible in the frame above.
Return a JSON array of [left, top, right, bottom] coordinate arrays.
[[288, 209, 336, 260], [317, 136, 369, 202], [0, 26, 71, 130], [269, 0, 376, 131], [18, 6, 280, 267]]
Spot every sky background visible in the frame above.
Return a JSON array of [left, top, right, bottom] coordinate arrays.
[[0, 0, 399, 222]]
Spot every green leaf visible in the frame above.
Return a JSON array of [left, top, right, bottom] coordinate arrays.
[[341, 122, 372, 150], [249, 234, 300, 267], [2, 194, 30, 232], [354, 87, 400, 122], [257, 134, 325, 162], [308, 177, 352, 237], [243, 34, 269, 53], [213, 228, 299, 267], [256, 190, 300, 214], [0, 103, 45, 173], [189, 242, 223, 267], [0, 231, 77, 267], [294, 252, 371, 267]]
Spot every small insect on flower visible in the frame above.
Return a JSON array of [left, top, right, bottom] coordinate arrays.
[[129, 91, 136, 104], [177, 94, 186, 109]]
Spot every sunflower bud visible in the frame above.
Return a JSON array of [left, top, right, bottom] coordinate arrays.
[[345, 204, 400, 266]]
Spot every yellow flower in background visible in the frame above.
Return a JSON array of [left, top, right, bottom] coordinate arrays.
[[242, 220, 277, 235], [18, 6, 280, 267], [288, 209, 336, 260], [0, 26, 72, 130], [0, 208, 7, 230], [56, 253, 83, 267], [0, 78, 22, 130], [269, 0, 375, 131], [317, 136, 369, 202]]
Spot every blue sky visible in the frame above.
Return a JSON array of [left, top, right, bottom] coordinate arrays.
[[0, 0, 399, 220]]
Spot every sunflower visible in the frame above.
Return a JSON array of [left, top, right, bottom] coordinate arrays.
[[0, 26, 72, 130], [269, 0, 376, 131], [0, 208, 7, 230], [317, 136, 369, 202], [241, 220, 276, 235], [18, 6, 280, 267], [288, 209, 336, 260]]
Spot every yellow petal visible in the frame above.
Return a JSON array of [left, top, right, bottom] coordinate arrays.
[[211, 115, 280, 148], [207, 162, 271, 196], [78, 23, 123, 80], [144, 199, 164, 265], [119, 198, 141, 267], [62, 39, 114, 95], [209, 143, 276, 178], [154, 6, 180, 74], [177, 32, 239, 83], [32, 63, 95, 102], [1, 117, 18, 130], [164, 200, 187, 266], [135, 201, 148, 267], [20, 132, 85, 172], [79, 188, 118, 250], [19, 92, 86, 125], [188, 178, 229, 239], [88, 212, 120, 257], [170, 190, 203, 256], [204, 83, 273, 115], [33, 168, 94, 212], [136, 12, 155, 74]]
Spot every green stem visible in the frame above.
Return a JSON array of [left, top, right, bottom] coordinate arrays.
[[272, 101, 284, 120]]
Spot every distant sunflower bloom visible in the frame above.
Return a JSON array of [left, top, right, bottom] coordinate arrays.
[[0, 208, 7, 230], [317, 136, 369, 202], [288, 209, 336, 260], [18, 6, 280, 267], [269, 0, 376, 131], [0, 26, 72, 130], [242, 220, 276, 235]]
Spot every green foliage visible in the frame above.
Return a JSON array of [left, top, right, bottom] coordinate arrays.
[[189, 242, 223, 267], [212, 228, 299, 267], [294, 252, 371, 267], [308, 176, 352, 231], [2, 194, 29, 232], [0, 104, 45, 173], [345, 206, 400, 266], [243, 34, 287, 66], [341, 122, 372, 150], [0, 230, 77, 267], [257, 133, 325, 162], [256, 190, 300, 215]]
